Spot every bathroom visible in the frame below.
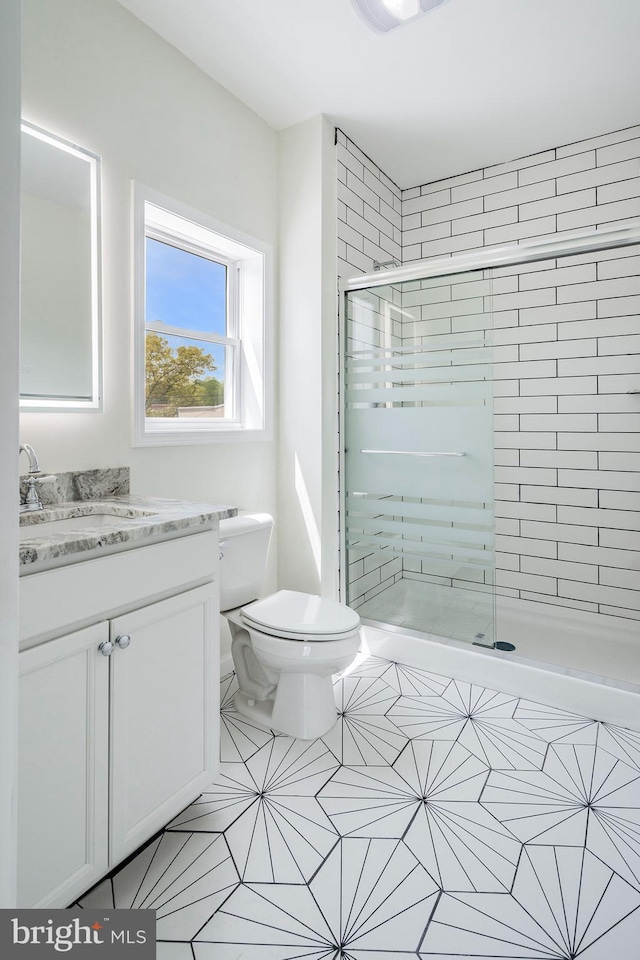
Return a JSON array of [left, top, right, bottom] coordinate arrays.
[[2, 0, 640, 953]]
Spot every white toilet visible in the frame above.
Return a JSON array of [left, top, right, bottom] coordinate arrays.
[[219, 513, 361, 739]]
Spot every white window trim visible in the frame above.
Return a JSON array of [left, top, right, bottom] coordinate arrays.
[[133, 183, 273, 445]]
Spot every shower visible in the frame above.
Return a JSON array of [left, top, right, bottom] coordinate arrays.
[[340, 223, 640, 692]]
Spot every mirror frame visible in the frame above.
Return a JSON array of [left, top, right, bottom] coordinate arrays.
[[20, 121, 103, 412]]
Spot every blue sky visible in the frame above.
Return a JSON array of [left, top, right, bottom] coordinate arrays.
[[146, 237, 226, 378]]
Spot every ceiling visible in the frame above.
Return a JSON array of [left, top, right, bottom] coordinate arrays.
[[116, 0, 640, 189]]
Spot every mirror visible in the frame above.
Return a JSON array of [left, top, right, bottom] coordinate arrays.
[[20, 122, 102, 410]]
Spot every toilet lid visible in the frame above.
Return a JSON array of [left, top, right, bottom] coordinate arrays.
[[241, 589, 360, 640]]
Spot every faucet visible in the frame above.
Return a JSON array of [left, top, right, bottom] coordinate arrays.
[[19, 443, 54, 513]]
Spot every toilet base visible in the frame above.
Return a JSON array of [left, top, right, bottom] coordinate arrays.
[[234, 671, 339, 740]]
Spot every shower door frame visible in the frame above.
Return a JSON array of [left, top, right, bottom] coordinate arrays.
[[337, 222, 640, 618]]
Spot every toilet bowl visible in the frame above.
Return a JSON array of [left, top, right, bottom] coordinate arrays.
[[219, 515, 361, 739]]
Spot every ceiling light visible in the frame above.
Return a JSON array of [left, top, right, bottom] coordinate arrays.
[[351, 0, 448, 33]]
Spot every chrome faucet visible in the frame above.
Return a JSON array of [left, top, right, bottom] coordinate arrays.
[[19, 443, 55, 513]]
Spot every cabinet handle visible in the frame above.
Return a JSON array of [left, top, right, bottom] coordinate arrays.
[[98, 640, 114, 657], [114, 634, 131, 650]]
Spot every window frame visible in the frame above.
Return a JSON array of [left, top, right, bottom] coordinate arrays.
[[133, 183, 273, 445]]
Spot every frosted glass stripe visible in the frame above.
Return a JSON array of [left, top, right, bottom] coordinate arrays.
[[347, 364, 492, 386], [346, 348, 491, 367], [359, 449, 467, 458], [346, 496, 493, 525], [347, 517, 492, 548], [346, 534, 493, 566]]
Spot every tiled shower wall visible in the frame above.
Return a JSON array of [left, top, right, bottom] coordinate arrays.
[[336, 131, 406, 607], [338, 124, 640, 623], [401, 125, 640, 622]]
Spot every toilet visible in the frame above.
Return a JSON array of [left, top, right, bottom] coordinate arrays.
[[219, 513, 361, 739]]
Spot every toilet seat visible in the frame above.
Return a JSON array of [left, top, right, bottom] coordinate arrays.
[[241, 589, 360, 642]]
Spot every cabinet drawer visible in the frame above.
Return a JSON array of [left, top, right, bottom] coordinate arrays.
[[20, 530, 218, 647]]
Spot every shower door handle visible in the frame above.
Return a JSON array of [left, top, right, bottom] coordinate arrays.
[[359, 449, 467, 457]]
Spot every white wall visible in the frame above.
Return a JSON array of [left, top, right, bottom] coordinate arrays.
[[277, 116, 337, 595], [0, 0, 21, 908], [19, 0, 278, 537]]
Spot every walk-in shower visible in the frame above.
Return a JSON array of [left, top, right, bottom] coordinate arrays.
[[340, 225, 640, 696]]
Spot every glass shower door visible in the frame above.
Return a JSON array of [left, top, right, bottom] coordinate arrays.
[[343, 270, 495, 644]]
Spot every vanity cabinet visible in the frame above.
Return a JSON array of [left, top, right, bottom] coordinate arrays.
[[17, 531, 220, 909]]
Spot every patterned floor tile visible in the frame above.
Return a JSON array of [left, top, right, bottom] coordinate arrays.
[[220, 673, 275, 762], [321, 675, 407, 765]]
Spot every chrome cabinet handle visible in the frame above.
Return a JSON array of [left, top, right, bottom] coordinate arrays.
[[98, 640, 114, 657], [114, 634, 131, 650]]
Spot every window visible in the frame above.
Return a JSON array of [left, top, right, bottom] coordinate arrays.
[[133, 185, 272, 444]]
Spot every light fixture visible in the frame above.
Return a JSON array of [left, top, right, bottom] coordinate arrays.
[[351, 0, 448, 33]]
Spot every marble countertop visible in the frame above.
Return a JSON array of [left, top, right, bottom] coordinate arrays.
[[19, 494, 237, 574]]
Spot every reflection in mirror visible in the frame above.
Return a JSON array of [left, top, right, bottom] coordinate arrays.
[[20, 122, 102, 410]]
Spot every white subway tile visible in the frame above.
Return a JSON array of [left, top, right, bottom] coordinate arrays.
[[495, 517, 520, 535], [492, 310, 520, 330], [421, 296, 485, 321], [519, 301, 596, 326], [452, 207, 518, 236], [558, 354, 640, 377], [558, 196, 640, 230], [520, 520, 598, 545], [597, 253, 640, 280], [559, 430, 640, 450], [520, 377, 598, 397], [403, 212, 421, 231], [519, 592, 599, 613], [559, 542, 640, 570], [495, 466, 557, 486], [556, 158, 640, 194], [520, 189, 596, 221], [484, 180, 555, 212], [522, 555, 598, 583], [495, 448, 520, 466], [421, 196, 483, 227], [420, 169, 483, 194], [403, 285, 451, 307], [600, 605, 640, 620], [337, 181, 364, 216], [494, 415, 520, 431], [495, 482, 520, 501], [496, 569, 557, 594], [600, 490, 640, 510], [497, 500, 557, 521], [491, 288, 556, 312], [557, 275, 640, 303], [364, 168, 394, 208], [404, 222, 452, 246], [519, 151, 595, 186], [492, 323, 558, 346], [494, 396, 557, 414], [600, 527, 640, 550], [495, 431, 557, 449], [346, 208, 379, 245], [600, 451, 640, 471], [337, 200, 347, 223], [558, 469, 640, 492], [340, 147, 365, 181], [496, 551, 521, 572], [365, 201, 400, 235], [519, 339, 597, 361], [597, 137, 640, 167], [598, 176, 640, 205], [521, 485, 598, 506], [600, 566, 640, 588], [404, 189, 447, 216], [598, 413, 640, 432], [346, 170, 381, 212], [558, 505, 640, 531], [485, 216, 557, 245], [403, 186, 420, 201], [519, 263, 597, 291], [451, 171, 518, 202], [421, 232, 484, 258], [491, 276, 520, 295], [557, 125, 640, 158], [558, 314, 640, 339], [487, 149, 556, 177], [560, 579, 640, 611], [379, 198, 401, 231], [495, 535, 557, 558], [495, 360, 557, 380], [598, 294, 640, 318], [402, 243, 421, 262], [521, 449, 598, 469]]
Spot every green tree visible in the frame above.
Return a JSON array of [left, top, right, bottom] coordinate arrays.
[[145, 332, 221, 416]]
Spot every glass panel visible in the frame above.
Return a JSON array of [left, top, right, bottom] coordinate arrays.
[[344, 270, 495, 645], [145, 237, 227, 337], [145, 332, 226, 419]]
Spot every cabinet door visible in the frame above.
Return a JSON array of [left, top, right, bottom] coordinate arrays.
[[18, 622, 110, 908], [109, 584, 219, 865]]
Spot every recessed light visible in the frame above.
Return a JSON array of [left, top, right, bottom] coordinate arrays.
[[351, 0, 449, 33]]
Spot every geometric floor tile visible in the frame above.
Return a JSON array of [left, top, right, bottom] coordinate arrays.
[[167, 737, 339, 882], [322, 675, 407, 765], [195, 838, 440, 957], [220, 672, 275, 762], [419, 845, 640, 958], [77, 653, 640, 957]]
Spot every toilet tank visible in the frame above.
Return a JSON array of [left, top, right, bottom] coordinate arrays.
[[219, 513, 274, 611]]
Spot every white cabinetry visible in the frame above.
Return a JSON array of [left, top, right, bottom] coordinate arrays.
[[17, 531, 219, 908]]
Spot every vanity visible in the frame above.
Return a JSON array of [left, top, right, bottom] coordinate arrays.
[[17, 468, 235, 909]]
